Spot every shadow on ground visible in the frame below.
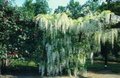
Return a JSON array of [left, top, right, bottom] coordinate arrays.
[[0, 61, 120, 78]]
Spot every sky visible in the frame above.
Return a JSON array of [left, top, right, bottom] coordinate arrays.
[[14, 0, 87, 11]]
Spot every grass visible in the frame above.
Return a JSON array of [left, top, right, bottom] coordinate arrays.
[[1, 59, 120, 78], [87, 60, 120, 73], [10, 59, 37, 67], [1, 59, 38, 75]]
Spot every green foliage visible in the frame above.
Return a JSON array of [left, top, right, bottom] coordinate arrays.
[[22, 0, 35, 20], [0, 0, 120, 76], [0, 44, 7, 59], [0, 4, 18, 53], [54, 6, 66, 14], [10, 59, 37, 67], [55, 0, 101, 19], [99, 1, 120, 15], [28, 61, 36, 66], [34, 0, 50, 15], [55, 0, 83, 19], [0, 0, 3, 5], [81, 0, 101, 15], [98, 0, 120, 59], [18, 0, 50, 20], [0, 1, 37, 60], [67, 0, 82, 19]]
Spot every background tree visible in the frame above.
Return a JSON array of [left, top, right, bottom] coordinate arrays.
[[98, 0, 120, 67], [100, 0, 120, 15], [81, 0, 101, 14], [18, 0, 50, 20], [34, 0, 50, 15], [55, 0, 101, 19], [22, 0, 35, 20], [0, 0, 20, 70], [54, 0, 83, 19], [67, 0, 82, 19], [54, 6, 66, 14]]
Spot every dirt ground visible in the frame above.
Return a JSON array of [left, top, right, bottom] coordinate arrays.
[[87, 71, 120, 78]]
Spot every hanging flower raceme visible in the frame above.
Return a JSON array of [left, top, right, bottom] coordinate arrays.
[[34, 10, 120, 76]]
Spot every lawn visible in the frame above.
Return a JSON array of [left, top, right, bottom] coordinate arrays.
[[1, 60, 120, 78]]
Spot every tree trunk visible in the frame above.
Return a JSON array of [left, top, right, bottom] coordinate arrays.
[[43, 45, 47, 76], [1, 59, 5, 75], [90, 52, 94, 64], [104, 53, 108, 68], [0, 60, 1, 75]]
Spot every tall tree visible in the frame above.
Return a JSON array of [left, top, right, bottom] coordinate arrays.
[[34, 0, 50, 15], [100, 0, 120, 15], [54, 0, 101, 19], [67, 0, 82, 19], [81, 0, 101, 15], [35, 11, 120, 76], [54, 0, 83, 19], [18, 0, 50, 20], [54, 6, 66, 14], [99, 0, 120, 68], [20, 0, 35, 20]]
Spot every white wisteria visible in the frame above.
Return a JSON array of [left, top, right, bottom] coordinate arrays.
[[34, 10, 120, 76]]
